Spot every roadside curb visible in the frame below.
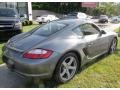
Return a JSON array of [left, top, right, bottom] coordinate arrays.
[[0, 63, 5, 67]]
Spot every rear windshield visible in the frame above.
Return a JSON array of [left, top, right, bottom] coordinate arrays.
[[0, 8, 17, 17], [33, 22, 67, 36]]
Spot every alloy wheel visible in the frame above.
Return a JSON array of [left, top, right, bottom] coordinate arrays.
[[59, 56, 77, 82], [110, 39, 117, 53]]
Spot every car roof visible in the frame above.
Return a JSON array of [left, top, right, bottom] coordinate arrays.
[[55, 19, 92, 25]]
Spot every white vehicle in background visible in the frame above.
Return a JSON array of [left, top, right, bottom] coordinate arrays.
[[64, 12, 93, 21], [36, 15, 59, 24], [77, 12, 88, 19], [66, 12, 88, 19]]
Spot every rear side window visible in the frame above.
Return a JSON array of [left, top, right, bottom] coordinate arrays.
[[80, 24, 100, 35], [0, 8, 17, 17], [73, 27, 83, 36], [33, 22, 66, 36]]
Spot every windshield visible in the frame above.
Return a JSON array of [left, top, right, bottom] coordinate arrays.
[[0, 8, 17, 17], [33, 22, 67, 36]]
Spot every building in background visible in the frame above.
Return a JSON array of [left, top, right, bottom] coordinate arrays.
[[0, 2, 32, 20]]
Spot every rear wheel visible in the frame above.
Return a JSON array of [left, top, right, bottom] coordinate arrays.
[[109, 38, 117, 54], [39, 22, 42, 24], [54, 53, 79, 83], [106, 20, 108, 23]]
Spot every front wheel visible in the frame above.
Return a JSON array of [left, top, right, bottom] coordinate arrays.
[[54, 53, 79, 83], [106, 20, 108, 23], [109, 38, 117, 54], [39, 22, 42, 24]]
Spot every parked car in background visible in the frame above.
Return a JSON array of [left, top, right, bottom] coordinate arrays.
[[20, 14, 28, 23], [111, 16, 120, 23], [63, 12, 93, 22], [36, 14, 59, 24], [0, 8, 22, 40], [99, 15, 109, 23], [2, 19, 117, 83], [65, 12, 88, 19]]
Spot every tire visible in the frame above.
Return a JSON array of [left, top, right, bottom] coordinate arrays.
[[106, 20, 108, 23], [53, 52, 79, 83], [108, 38, 117, 54], [39, 22, 42, 24]]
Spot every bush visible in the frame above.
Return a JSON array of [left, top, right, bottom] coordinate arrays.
[[22, 21, 33, 26], [29, 21, 33, 25], [22, 22, 26, 26], [25, 21, 29, 25]]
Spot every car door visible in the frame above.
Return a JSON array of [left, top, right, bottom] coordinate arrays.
[[79, 23, 108, 59]]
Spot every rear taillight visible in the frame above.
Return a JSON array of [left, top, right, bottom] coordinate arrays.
[[23, 49, 53, 59]]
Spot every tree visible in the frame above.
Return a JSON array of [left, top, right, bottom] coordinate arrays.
[[32, 2, 86, 14], [93, 2, 120, 16]]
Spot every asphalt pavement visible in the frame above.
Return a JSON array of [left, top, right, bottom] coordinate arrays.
[[0, 64, 29, 88]]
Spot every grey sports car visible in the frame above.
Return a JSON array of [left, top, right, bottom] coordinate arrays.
[[2, 19, 117, 83]]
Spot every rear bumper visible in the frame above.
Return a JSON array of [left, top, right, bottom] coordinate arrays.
[[0, 30, 22, 40], [99, 19, 108, 23], [2, 50, 60, 79]]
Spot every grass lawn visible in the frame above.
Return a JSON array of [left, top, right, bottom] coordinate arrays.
[[0, 24, 39, 64], [114, 26, 120, 32], [22, 24, 39, 32]]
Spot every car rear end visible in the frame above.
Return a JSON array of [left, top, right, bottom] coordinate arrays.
[[0, 8, 22, 41], [2, 45, 59, 79], [99, 15, 108, 23], [2, 21, 68, 79]]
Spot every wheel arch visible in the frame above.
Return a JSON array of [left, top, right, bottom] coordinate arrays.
[[53, 49, 82, 75]]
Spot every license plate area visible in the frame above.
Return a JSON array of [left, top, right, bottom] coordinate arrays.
[[3, 56, 15, 70]]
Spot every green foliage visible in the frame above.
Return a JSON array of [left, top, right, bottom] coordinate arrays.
[[32, 2, 87, 14], [93, 3, 120, 16], [32, 2, 120, 16]]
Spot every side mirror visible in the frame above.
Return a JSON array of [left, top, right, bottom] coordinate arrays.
[[100, 30, 106, 34]]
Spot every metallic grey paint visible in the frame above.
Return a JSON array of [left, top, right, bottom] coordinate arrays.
[[2, 19, 118, 79]]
